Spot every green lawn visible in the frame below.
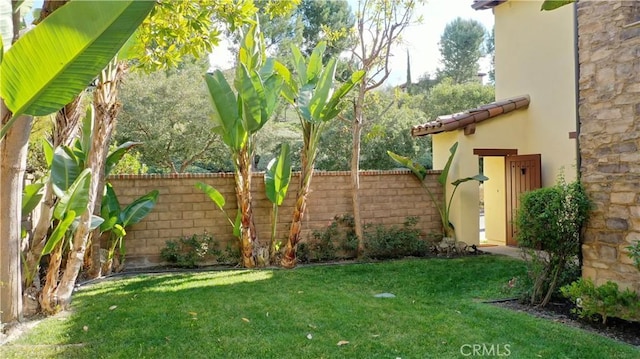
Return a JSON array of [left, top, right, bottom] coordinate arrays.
[[1, 256, 638, 358]]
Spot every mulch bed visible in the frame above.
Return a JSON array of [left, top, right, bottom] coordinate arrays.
[[489, 298, 640, 347]]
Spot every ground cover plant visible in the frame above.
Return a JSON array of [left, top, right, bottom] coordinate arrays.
[[1, 257, 638, 358]]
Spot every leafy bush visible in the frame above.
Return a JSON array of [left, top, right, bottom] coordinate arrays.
[[626, 241, 640, 271], [561, 278, 640, 324], [161, 232, 222, 268], [364, 217, 431, 260], [305, 214, 358, 262], [515, 177, 590, 306]]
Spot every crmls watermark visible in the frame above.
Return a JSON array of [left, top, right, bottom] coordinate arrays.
[[459, 343, 511, 357]]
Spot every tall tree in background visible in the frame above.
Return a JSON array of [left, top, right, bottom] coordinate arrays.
[[298, 0, 355, 59], [436, 17, 486, 84], [485, 25, 495, 83], [350, 0, 421, 257], [116, 58, 229, 173]]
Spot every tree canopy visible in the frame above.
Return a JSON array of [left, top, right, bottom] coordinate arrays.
[[436, 17, 486, 84]]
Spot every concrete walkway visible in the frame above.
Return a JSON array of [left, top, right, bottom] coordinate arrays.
[[479, 245, 524, 260]]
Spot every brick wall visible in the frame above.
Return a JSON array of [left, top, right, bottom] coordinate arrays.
[[108, 170, 443, 267], [578, 1, 640, 290]]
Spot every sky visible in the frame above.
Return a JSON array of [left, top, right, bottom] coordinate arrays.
[[24, 0, 494, 87], [209, 0, 495, 87]]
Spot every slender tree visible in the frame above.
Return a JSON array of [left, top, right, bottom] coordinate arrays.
[[349, 0, 421, 258]]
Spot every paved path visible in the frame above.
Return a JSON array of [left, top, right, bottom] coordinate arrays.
[[479, 245, 524, 260]]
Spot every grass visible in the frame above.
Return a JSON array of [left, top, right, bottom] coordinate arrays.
[[1, 256, 639, 358]]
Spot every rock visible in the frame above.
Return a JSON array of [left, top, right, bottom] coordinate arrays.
[[374, 293, 396, 298]]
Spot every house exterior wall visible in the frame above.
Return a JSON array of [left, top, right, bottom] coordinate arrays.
[[494, 0, 577, 185], [577, 0, 640, 291], [431, 0, 577, 246], [108, 171, 443, 267]]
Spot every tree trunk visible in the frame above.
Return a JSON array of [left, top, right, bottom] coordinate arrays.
[[281, 144, 314, 269], [0, 102, 32, 324], [40, 243, 63, 314], [55, 60, 123, 309], [234, 149, 256, 268], [351, 87, 366, 257], [24, 97, 84, 289]]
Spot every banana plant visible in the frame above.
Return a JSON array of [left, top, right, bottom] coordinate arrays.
[[388, 142, 488, 240], [99, 183, 159, 274], [0, 0, 155, 139], [203, 22, 284, 268], [278, 42, 365, 268], [264, 143, 292, 263]]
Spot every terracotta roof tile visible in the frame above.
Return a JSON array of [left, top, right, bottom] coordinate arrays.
[[411, 95, 530, 137]]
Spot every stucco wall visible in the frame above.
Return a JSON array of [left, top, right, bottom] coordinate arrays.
[[108, 171, 443, 267], [431, 0, 578, 246], [494, 0, 578, 185], [577, 0, 640, 291]]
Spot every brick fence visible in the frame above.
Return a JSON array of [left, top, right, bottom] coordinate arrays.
[[108, 170, 443, 267]]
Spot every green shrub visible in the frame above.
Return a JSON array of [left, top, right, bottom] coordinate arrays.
[[364, 217, 430, 260], [626, 241, 640, 271], [161, 232, 222, 268], [306, 214, 358, 262], [561, 278, 640, 324], [515, 177, 590, 307]]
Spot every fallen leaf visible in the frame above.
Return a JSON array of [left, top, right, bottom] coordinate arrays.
[[188, 312, 198, 316], [372, 334, 380, 338], [266, 312, 269, 317], [242, 317, 250, 323], [337, 340, 349, 346], [109, 305, 117, 311], [306, 333, 313, 340], [297, 291, 304, 294], [83, 326, 89, 332], [455, 310, 461, 314], [308, 323, 317, 329]]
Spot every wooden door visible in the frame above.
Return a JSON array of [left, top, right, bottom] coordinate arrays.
[[505, 154, 541, 246]]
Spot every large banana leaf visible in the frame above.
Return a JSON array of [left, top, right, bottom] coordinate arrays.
[[321, 70, 365, 121], [119, 190, 159, 227], [438, 142, 458, 186], [100, 183, 121, 232], [51, 146, 82, 197], [0, 0, 155, 138], [205, 71, 244, 151], [265, 143, 292, 206], [22, 182, 44, 217], [387, 151, 427, 181], [105, 141, 142, 176], [237, 64, 264, 133], [195, 182, 226, 210], [42, 210, 76, 255], [53, 168, 92, 221], [309, 58, 337, 121], [42, 138, 54, 167]]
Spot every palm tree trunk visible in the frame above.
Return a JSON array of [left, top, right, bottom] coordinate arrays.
[[235, 149, 256, 268], [281, 143, 314, 269], [24, 97, 84, 289], [56, 60, 123, 308], [40, 243, 63, 314]]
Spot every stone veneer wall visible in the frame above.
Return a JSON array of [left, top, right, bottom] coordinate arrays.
[[578, 1, 640, 290], [108, 170, 443, 267]]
